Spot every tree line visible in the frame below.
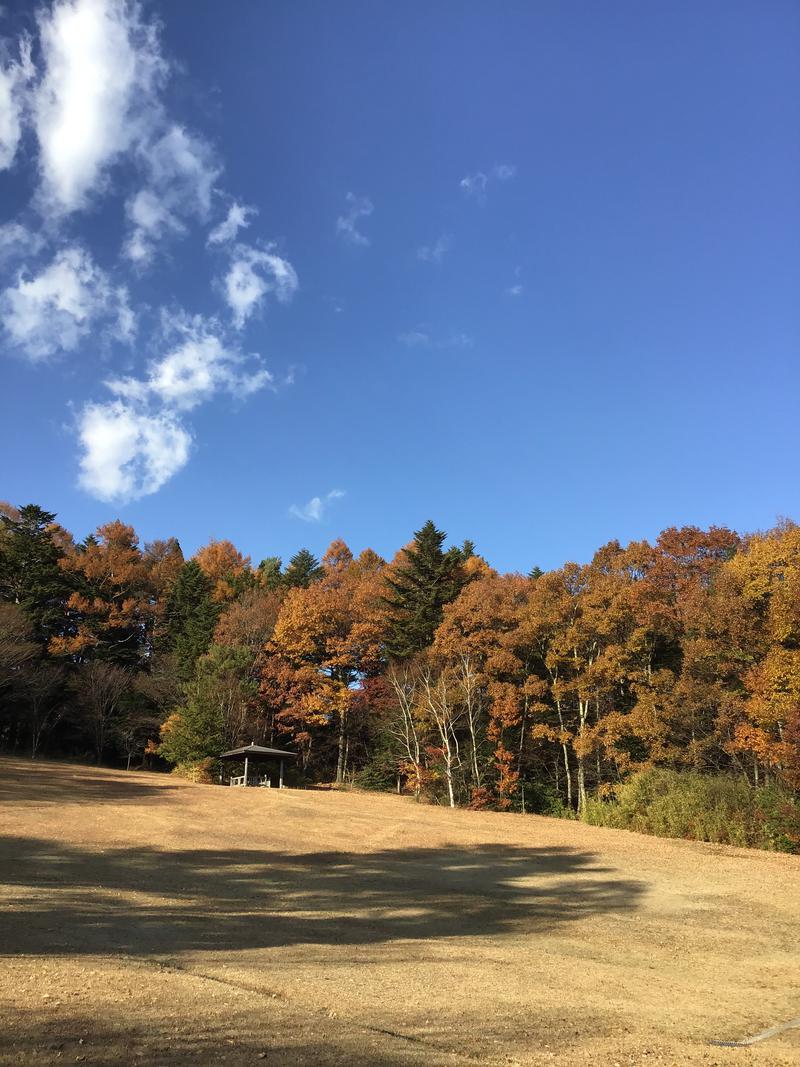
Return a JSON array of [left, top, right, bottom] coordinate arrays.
[[0, 502, 798, 845]]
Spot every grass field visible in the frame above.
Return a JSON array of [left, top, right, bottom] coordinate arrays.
[[0, 758, 798, 1066]]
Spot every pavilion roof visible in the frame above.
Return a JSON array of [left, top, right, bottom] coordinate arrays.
[[219, 743, 297, 760]]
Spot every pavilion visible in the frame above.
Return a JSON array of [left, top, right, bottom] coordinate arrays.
[[219, 742, 296, 788]]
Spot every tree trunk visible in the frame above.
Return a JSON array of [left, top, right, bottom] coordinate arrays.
[[577, 756, 586, 813], [335, 708, 347, 784], [577, 697, 589, 813], [442, 735, 456, 809], [556, 699, 572, 809]]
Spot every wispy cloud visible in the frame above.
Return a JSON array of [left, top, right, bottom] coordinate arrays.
[[417, 234, 450, 264], [106, 313, 273, 412], [398, 329, 430, 347], [123, 126, 220, 266], [0, 222, 45, 265], [398, 328, 473, 350], [0, 32, 32, 170], [221, 243, 298, 329], [289, 488, 345, 523], [459, 163, 517, 199], [505, 265, 524, 297], [207, 201, 257, 246], [336, 192, 373, 246]]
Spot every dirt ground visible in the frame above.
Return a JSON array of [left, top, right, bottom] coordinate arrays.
[[0, 758, 797, 1067]]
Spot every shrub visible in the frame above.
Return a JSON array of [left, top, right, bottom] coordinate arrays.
[[172, 757, 216, 784], [583, 768, 799, 853]]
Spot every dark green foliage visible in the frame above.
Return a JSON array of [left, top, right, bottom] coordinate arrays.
[[166, 561, 219, 682], [282, 548, 323, 589], [383, 520, 468, 659], [528, 565, 544, 580], [158, 644, 257, 766], [582, 768, 800, 852], [0, 504, 71, 645], [257, 556, 283, 590]]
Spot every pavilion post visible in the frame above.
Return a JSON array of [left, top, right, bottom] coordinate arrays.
[[279, 759, 284, 789], [244, 755, 249, 786]]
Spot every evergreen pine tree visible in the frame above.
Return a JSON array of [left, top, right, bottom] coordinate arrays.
[[383, 520, 468, 659], [257, 556, 283, 590], [0, 504, 71, 645], [282, 548, 324, 589], [166, 561, 219, 681]]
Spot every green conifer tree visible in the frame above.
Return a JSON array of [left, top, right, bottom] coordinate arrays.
[[383, 520, 468, 659], [166, 561, 219, 682], [257, 556, 283, 590], [282, 548, 324, 589], [0, 504, 71, 645]]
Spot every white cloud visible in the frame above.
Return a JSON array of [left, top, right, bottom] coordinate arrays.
[[107, 314, 272, 411], [0, 222, 45, 264], [0, 245, 128, 359], [492, 163, 516, 181], [336, 192, 373, 246], [0, 34, 33, 170], [459, 172, 487, 197], [445, 332, 474, 348], [398, 329, 430, 347], [124, 125, 220, 265], [506, 284, 524, 296], [113, 285, 136, 341], [0, 1, 293, 504], [417, 234, 450, 264], [289, 488, 345, 523], [77, 398, 191, 502], [398, 328, 473, 350], [208, 201, 256, 246], [398, 328, 473, 349], [34, 0, 166, 213], [222, 244, 298, 329], [80, 314, 274, 502], [460, 163, 516, 199]]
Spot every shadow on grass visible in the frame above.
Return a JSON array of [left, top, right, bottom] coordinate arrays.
[[0, 1003, 557, 1067], [0, 833, 645, 957], [0, 759, 182, 804]]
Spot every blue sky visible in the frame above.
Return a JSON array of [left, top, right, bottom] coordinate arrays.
[[0, 0, 798, 573]]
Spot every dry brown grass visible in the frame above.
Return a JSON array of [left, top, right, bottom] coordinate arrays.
[[0, 757, 798, 1066]]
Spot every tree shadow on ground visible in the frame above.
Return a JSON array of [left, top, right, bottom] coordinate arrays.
[[0, 761, 182, 804], [0, 833, 646, 957], [0, 1005, 552, 1067]]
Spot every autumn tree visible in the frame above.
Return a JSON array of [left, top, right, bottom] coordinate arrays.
[[50, 521, 153, 667], [214, 586, 282, 653], [432, 573, 530, 807], [194, 539, 254, 603], [266, 540, 385, 782], [144, 537, 184, 647], [724, 523, 800, 788]]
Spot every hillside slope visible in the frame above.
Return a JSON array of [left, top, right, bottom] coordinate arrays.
[[0, 758, 798, 1066]]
